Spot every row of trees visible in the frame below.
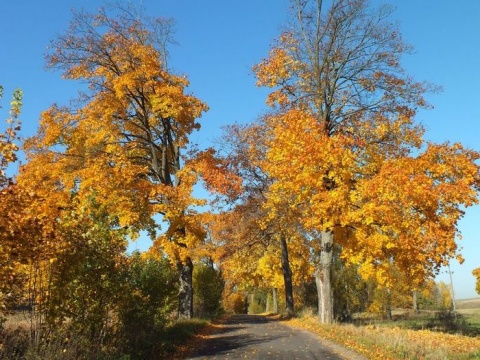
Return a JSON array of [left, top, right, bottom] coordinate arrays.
[[240, 276, 457, 319], [1, 2, 479, 353], [209, 0, 480, 323]]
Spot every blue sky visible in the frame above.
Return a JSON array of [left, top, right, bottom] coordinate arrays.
[[1, 0, 479, 299]]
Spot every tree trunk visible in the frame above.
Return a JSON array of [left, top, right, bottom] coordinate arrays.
[[243, 293, 249, 314], [272, 287, 278, 314], [314, 231, 334, 324], [280, 235, 294, 316], [412, 291, 418, 314], [177, 257, 194, 319], [265, 292, 271, 313], [385, 288, 392, 320]]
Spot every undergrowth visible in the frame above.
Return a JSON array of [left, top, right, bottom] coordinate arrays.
[[0, 318, 208, 360]]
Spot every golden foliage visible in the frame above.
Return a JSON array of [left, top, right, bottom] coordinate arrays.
[[0, 86, 22, 187], [472, 267, 480, 295]]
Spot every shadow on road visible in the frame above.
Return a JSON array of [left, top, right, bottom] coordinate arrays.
[[185, 314, 363, 360], [189, 314, 286, 358], [221, 314, 275, 324]]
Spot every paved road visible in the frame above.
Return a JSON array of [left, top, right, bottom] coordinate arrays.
[[186, 315, 365, 359]]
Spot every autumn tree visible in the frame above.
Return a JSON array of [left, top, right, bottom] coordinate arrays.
[[0, 85, 22, 188], [0, 85, 24, 315], [211, 192, 312, 316], [215, 123, 314, 316], [0, 87, 57, 338], [254, 0, 480, 323], [21, 6, 208, 319], [473, 268, 480, 295]]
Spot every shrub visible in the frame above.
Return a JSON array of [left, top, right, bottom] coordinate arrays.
[[193, 262, 224, 318], [426, 310, 469, 334], [116, 252, 178, 358]]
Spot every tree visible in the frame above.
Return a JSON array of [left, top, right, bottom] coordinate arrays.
[[193, 260, 224, 318], [0, 85, 22, 188], [44, 198, 129, 344], [0, 85, 24, 315], [473, 268, 480, 295], [218, 122, 310, 316], [22, 6, 208, 318], [118, 251, 178, 358], [211, 196, 312, 316], [254, 0, 479, 323]]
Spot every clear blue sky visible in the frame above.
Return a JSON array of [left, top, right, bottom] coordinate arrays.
[[1, 0, 479, 299]]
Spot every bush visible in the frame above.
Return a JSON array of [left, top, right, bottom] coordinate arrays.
[[116, 252, 178, 358], [193, 262, 224, 318], [0, 327, 29, 360], [426, 310, 469, 334]]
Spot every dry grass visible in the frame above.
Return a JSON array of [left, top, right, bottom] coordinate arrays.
[[456, 298, 480, 310], [2, 311, 30, 330], [285, 316, 480, 360]]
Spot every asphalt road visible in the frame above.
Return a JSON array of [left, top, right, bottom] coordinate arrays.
[[186, 315, 365, 360]]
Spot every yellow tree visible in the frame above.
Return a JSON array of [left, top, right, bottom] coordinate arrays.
[[212, 204, 311, 315], [22, 7, 208, 318], [217, 122, 314, 315], [254, 0, 480, 323], [473, 268, 480, 295], [0, 85, 22, 188], [0, 85, 27, 314], [0, 87, 57, 333]]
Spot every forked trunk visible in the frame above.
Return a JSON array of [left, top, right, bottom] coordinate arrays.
[[280, 235, 294, 316], [177, 257, 194, 319], [314, 231, 334, 324]]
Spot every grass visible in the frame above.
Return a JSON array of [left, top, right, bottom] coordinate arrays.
[[285, 299, 480, 360], [286, 316, 480, 359]]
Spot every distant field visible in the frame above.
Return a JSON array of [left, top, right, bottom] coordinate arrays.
[[456, 297, 480, 310]]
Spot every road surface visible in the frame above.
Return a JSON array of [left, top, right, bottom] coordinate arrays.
[[186, 314, 365, 359]]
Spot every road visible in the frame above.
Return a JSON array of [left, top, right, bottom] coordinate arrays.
[[186, 314, 366, 359]]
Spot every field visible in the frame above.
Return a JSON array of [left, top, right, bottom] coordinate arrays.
[[286, 298, 480, 360]]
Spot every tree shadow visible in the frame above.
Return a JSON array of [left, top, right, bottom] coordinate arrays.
[[189, 314, 286, 357], [189, 332, 287, 357]]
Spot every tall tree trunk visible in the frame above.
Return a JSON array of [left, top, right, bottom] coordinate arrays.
[[385, 288, 392, 320], [315, 231, 334, 324], [412, 291, 418, 314], [265, 291, 271, 313], [272, 288, 278, 314], [280, 235, 294, 316], [177, 257, 193, 319]]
